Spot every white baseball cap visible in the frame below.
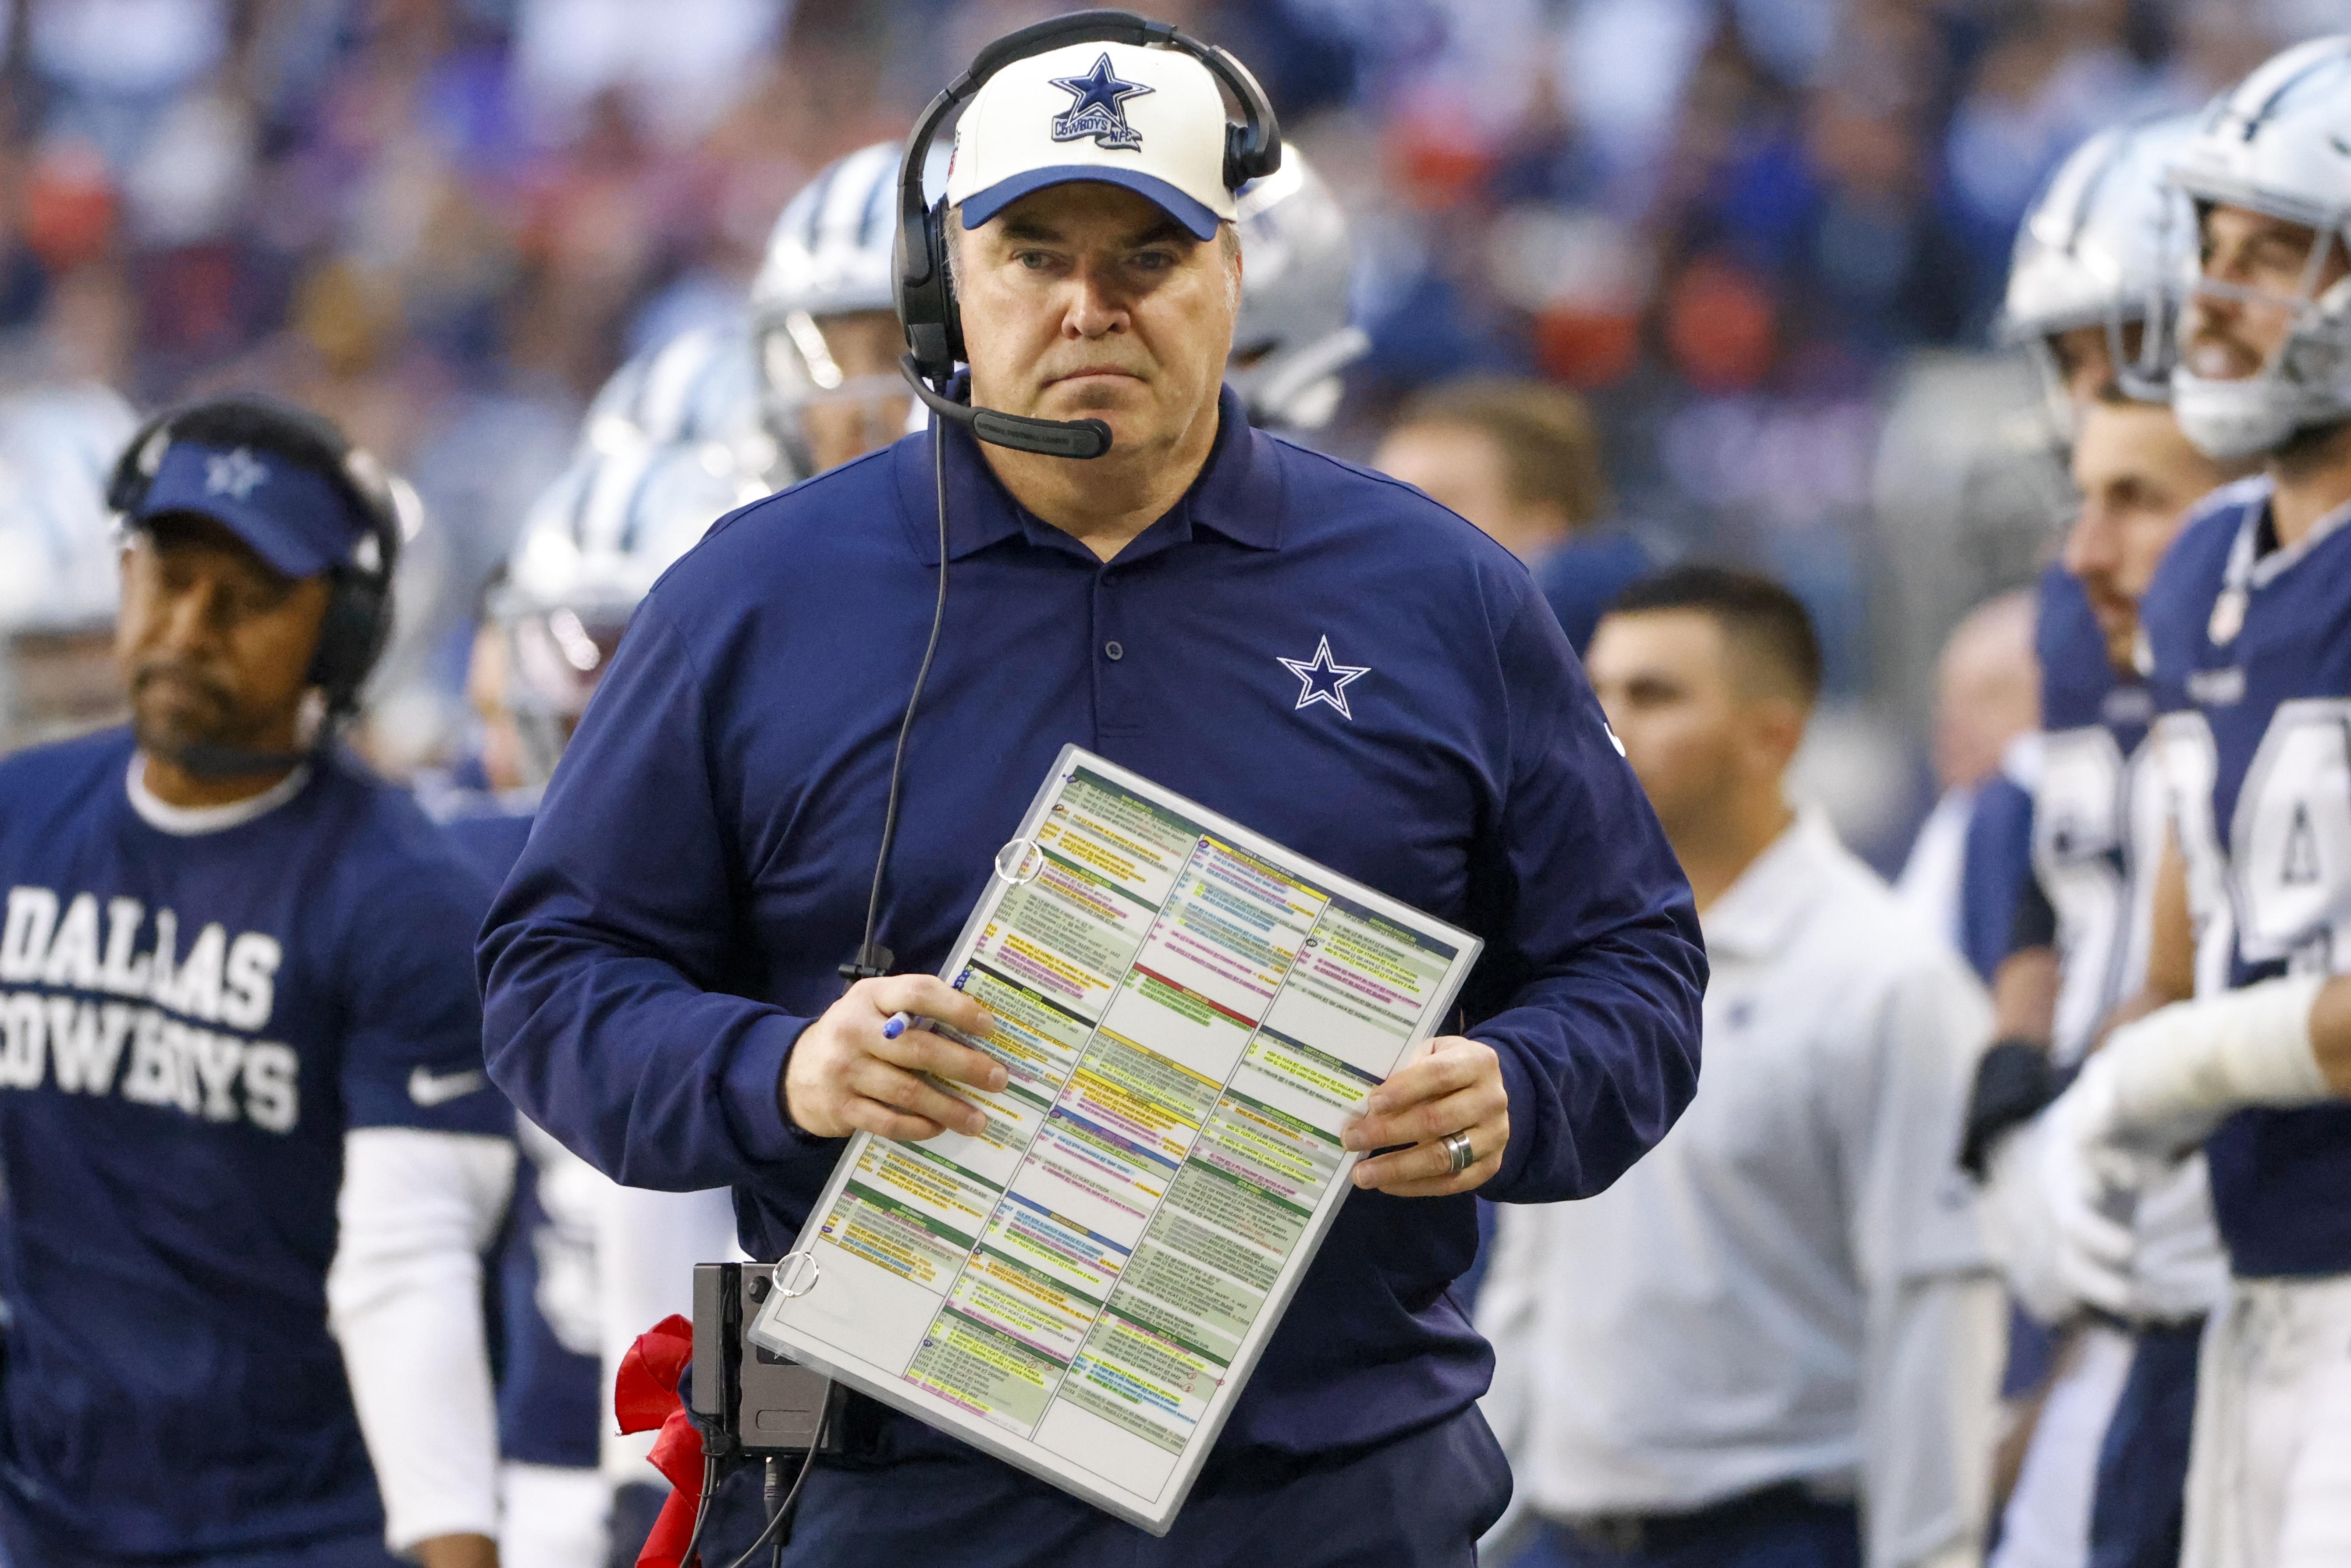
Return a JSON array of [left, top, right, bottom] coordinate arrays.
[[946, 39, 1234, 242]]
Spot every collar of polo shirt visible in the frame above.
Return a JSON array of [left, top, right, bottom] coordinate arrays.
[[1695, 810, 1840, 960], [893, 382, 1280, 565]]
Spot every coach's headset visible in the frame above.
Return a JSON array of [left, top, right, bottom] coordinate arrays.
[[842, 14, 1282, 984], [107, 395, 403, 773]]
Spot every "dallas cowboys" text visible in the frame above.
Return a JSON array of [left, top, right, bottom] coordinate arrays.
[[0, 885, 298, 1132]]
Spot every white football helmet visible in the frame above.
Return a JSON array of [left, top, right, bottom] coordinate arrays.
[[495, 431, 765, 785], [752, 141, 902, 329], [582, 323, 786, 491], [750, 141, 927, 470], [0, 383, 139, 634], [1228, 148, 1367, 431], [2164, 35, 2351, 460], [2001, 114, 2198, 415], [0, 383, 139, 751]]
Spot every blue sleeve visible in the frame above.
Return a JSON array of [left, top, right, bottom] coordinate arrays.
[[342, 837, 512, 1136], [1466, 591, 1706, 1203], [476, 602, 834, 1193], [1959, 776, 2036, 984]]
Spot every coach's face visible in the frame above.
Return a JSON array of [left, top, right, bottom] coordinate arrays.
[[117, 514, 329, 759], [958, 181, 1239, 463]]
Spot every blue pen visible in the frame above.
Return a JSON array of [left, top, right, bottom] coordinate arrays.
[[882, 1011, 921, 1040]]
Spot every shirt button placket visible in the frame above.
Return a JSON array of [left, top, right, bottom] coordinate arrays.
[[1094, 572, 1133, 741]]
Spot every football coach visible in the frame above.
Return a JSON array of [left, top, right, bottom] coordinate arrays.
[[479, 14, 1705, 1567]]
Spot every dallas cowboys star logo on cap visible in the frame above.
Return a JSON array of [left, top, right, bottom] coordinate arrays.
[[1049, 53, 1153, 152], [1278, 636, 1370, 720], [204, 447, 268, 500]]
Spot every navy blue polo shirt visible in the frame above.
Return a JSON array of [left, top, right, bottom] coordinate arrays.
[[479, 387, 1706, 1458]]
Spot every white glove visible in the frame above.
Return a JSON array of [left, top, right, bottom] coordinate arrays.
[[1981, 1116, 2081, 1324], [2033, 1074, 2144, 1319], [2078, 975, 2330, 1156], [2127, 1153, 2230, 1324]]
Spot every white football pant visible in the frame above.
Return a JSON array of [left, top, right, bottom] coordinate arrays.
[[2184, 1275, 2351, 1568]]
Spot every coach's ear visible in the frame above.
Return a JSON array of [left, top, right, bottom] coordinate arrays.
[[1735, 692, 1807, 784]]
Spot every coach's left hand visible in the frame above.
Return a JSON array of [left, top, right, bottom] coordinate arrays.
[[1342, 1036, 1509, 1196]]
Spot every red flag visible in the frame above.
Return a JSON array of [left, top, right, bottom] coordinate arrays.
[[614, 1314, 707, 1568]]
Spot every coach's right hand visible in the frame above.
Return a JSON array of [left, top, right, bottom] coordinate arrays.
[[782, 975, 1003, 1141]]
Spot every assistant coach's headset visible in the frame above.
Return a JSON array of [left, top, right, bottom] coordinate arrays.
[[106, 394, 403, 776], [842, 11, 1282, 983]]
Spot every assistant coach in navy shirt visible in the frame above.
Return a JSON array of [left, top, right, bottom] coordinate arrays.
[[0, 397, 510, 1567], [479, 17, 1705, 1568]]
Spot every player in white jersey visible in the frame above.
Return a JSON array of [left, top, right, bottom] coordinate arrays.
[[0, 382, 140, 753], [2031, 34, 2351, 1568]]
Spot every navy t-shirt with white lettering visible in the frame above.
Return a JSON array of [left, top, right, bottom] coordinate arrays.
[[0, 728, 508, 1555]]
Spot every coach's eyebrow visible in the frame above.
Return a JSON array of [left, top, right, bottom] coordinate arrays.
[[999, 216, 1065, 243], [1125, 218, 1190, 248]]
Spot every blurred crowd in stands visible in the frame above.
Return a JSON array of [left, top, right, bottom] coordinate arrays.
[[0, 0, 2329, 861]]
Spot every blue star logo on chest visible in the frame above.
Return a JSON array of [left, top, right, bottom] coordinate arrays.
[[1049, 53, 1153, 152], [1278, 635, 1370, 720]]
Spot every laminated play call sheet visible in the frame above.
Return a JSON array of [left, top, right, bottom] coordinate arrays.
[[748, 746, 1481, 1533]]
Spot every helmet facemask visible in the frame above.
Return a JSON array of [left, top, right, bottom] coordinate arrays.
[[755, 308, 917, 477], [2165, 198, 2351, 461]]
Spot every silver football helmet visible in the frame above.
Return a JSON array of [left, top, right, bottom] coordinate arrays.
[[494, 431, 765, 786], [2164, 35, 2351, 461], [750, 141, 927, 472], [0, 382, 139, 752], [2001, 115, 2198, 417], [582, 323, 786, 491], [1229, 148, 1367, 431]]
